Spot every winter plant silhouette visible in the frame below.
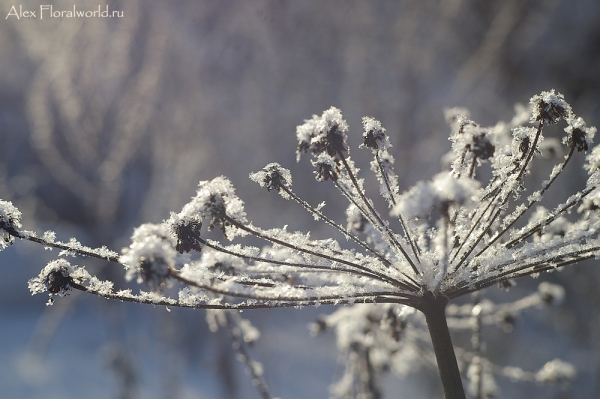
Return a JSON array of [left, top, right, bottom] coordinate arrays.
[[1, 90, 597, 398]]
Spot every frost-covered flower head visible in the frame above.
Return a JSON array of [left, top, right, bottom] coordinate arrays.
[[296, 106, 349, 162], [167, 176, 248, 252], [177, 177, 247, 229], [28, 259, 77, 297], [134, 90, 598, 306], [529, 90, 573, 125], [46, 90, 594, 314], [361, 116, 391, 151], [249, 163, 293, 199], [28, 259, 100, 305]]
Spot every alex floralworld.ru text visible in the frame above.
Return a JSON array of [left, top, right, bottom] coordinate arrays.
[[5, 5, 124, 20]]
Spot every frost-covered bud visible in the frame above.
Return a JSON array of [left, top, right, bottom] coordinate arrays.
[[563, 117, 596, 152], [0, 200, 22, 250], [170, 177, 247, 240], [529, 90, 572, 124], [28, 259, 76, 297], [451, 122, 495, 159], [249, 163, 292, 196], [535, 359, 576, 384], [315, 163, 338, 182], [468, 129, 495, 160], [201, 178, 246, 224], [318, 107, 349, 155], [174, 221, 203, 254], [360, 116, 390, 151], [296, 107, 349, 161], [537, 282, 565, 305], [312, 153, 339, 182], [121, 223, 176, 292]]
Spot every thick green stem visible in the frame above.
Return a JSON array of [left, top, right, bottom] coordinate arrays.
[[420, 293, 466, 399]]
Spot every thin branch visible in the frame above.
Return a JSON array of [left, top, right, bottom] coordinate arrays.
[[503, 186, 595, 249], [199, 237, 386, 283], [280, 185, 391, 266], [337, 151, 421, 276], [451, 121, 545, 269], [12, 227, 120, 263], [474, 144, 576, 257], [448, 244, 600, 298], [223, 215, 420, 291], [171, 269, 418, 304], [375, 152, 421, 260], [66, 281, 416, 309]]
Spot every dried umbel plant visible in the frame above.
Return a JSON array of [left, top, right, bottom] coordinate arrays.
[[2, 90, 597, 398]]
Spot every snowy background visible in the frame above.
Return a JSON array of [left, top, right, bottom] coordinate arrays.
[[1, 0, 600, 398]]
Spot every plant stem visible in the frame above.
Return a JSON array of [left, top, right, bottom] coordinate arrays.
[[420, 293, 466, 399]]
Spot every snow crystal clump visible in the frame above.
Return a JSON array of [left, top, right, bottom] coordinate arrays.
[[0, 200, 22, 250], [394, 172, 479, 219], [120, 223, 176, 292]]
